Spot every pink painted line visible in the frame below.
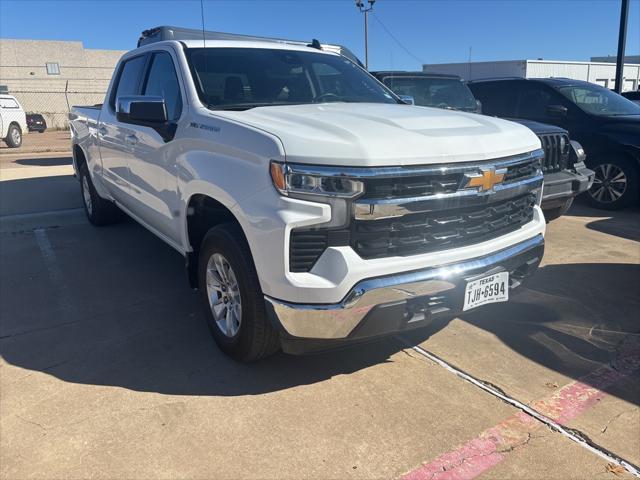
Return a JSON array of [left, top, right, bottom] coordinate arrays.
[[401, 337, 640, 480]]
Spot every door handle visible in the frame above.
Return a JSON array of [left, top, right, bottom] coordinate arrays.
[[125, 134, 138, 145]]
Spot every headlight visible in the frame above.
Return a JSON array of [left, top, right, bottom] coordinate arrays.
[[270, 161, 364, 198]]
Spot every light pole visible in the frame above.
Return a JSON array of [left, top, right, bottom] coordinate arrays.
[[355, 0, 375, 69]]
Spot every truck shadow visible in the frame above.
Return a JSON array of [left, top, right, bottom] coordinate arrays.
[[15, 156, 73, 167], [0, 196, 637, 404]]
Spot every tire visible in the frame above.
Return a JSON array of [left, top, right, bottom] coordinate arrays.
[[586, 157, 639, 210], [5, 124, 22, 148], [543, 197, 573, 222], [198, 223, 280, 362], [78, 161, 122, 226]]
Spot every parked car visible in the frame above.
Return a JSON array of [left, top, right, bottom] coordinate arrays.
[[69, 26, 546, 361], [622, 90, 640, 106], [0, 94, 27, 148], [469, 78, 640, 210], [26, 113, 47, 133], [372, 72, 594, 221]]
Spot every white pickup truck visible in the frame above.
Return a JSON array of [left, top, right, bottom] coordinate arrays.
[[69, 26, 546, 361]]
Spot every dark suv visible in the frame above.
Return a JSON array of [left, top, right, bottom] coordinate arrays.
[[469, 78, 640, 210], [372, 71, 594, 220], [26, 113, 47, 133]]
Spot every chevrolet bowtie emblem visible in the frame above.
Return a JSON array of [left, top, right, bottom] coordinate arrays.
[[464, 168, 506, 192]]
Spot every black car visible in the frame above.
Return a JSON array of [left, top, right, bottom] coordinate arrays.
[[372, 71, 594, 220], [469, 78, 640, 210], [622, 90, 640, 106], [26, 113, 47, 133]]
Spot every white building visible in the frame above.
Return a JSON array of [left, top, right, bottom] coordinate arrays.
[[423, 59, 640, 92]]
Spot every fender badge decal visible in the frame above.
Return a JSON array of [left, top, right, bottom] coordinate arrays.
[[189, 122, 221, 133]]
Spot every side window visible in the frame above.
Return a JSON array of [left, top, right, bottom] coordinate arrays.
[[143, 52, 183, 121], [111, 55, 147, 110], [0, 98, 20, 109], [517, 84, 553, 119], [469, 82, 517, 117]]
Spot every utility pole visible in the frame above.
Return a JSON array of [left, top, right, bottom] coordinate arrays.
[[355, 0, 376, 69], [614, 0, 629, 94]]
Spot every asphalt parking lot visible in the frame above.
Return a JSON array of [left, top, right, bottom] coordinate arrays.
[[1, 142, 639, 479]]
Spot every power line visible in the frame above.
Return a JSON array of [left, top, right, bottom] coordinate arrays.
[[370, 12, 426, 66]]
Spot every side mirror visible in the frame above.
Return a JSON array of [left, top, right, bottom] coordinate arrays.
[[546, 104, 568, 118], [117, 96, 167, 124], [398, 95, 415, 105], [475, 99, 483, 114]]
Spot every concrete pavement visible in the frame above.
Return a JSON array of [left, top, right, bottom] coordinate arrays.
[[0, 154, 638, 479]]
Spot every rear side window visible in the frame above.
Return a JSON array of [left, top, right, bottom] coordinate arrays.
[[0, 98, 20, 109], [143, 51, 183, 121], [469, 82, 517, 117], [517, 84, 554, 118], [111, 55, 147, 109]]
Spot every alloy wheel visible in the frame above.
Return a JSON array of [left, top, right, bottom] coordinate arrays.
[[589, 163, 627, 204], [11, 128, 21, 146], [206, 253, 242, 338]]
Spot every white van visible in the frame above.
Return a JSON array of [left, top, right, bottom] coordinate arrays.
[[0, 95, 27, 148]]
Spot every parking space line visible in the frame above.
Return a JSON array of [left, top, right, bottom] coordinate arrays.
[[398, 336, 640, 479], [34, 228, 78, 319]]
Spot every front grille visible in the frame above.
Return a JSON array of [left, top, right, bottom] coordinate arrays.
[[288, 153, 542, 271], [539, 133, 569, 173], [362, 174, 460, 200], [350, 193, 535, 259]]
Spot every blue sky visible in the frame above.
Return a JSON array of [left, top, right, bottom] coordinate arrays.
[[1, 0, 638, 71]]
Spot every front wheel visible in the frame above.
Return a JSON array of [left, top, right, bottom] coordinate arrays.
[[5, 124, 22, 148], [198, 223, 280, 362], [586, 157, 638, 210]]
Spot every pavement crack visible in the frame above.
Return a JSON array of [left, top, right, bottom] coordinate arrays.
[[601, 409, 636, 434], [16, 415, 47, 434], [397, 336, 640, 478]]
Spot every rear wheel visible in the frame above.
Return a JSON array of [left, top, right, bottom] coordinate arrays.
[[198, 223, 280, 362], [78, 161, 121, 225], [5, 124, 22, 148], [586, 157, 638, 210]]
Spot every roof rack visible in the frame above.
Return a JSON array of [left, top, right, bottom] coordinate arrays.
[[137, 26, 364, 67]]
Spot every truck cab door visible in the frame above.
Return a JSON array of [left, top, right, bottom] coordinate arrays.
[[98, 54, 148, 204], [118, 50, 184, 246]]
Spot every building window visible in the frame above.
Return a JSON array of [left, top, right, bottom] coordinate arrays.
[[46, 62, 60, 75]]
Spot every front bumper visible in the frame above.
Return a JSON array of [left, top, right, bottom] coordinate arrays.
[[265, 234, 544, 350], [541, 162, 594, 209]]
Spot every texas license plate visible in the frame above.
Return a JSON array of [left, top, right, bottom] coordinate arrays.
[[463, 272, 509, 311]]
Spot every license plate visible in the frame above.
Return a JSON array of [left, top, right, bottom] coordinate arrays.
[[463, 272, 509, 311]]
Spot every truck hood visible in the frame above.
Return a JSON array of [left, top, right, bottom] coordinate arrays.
[[213, 103, 541, 167]]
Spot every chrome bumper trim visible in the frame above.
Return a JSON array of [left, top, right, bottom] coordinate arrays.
[[265, 234, 544, 340]]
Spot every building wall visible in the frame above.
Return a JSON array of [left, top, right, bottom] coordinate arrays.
[[525, 60, 640, 91], [0, 39, 126, 128], [423, 60, 526, 80], [424, 59, 640, 92]]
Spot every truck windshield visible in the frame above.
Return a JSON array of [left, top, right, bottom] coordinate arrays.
[[556, 84, 640, 116], [185, 47, 399, 110], [380, 76, 479, 112]]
